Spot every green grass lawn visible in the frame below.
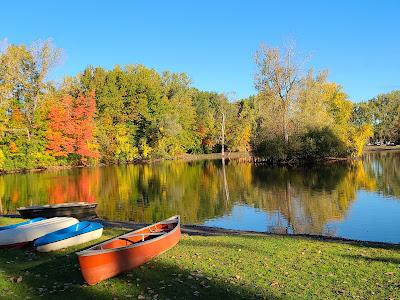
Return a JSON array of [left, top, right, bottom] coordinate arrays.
[[0, 217, 399, 300]]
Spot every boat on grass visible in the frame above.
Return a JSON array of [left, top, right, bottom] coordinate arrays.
[[17, 202, 98, 219], [0, 217, 79, 248], [77, 215, 181, 285], [34, 221, 103, 252], [0, 217, 46, 231]]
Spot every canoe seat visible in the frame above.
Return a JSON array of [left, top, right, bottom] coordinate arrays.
[[119, 232, 165, 243]]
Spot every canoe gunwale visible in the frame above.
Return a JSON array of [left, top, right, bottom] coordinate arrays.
[[76, 215, 180, 256]]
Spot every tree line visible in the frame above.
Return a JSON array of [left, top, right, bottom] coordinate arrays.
[[353, 90, 400, 144], [0, 40, 379, 171]]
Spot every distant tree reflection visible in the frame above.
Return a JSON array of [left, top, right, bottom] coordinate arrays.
[[0, 151, 399, 235]]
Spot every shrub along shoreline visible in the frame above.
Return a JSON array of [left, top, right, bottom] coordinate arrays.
[[0, 217, 399, 300], [0, 150, 361, 176]]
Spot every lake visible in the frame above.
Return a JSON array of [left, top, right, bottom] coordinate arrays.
[[1, 151, 400, 244]]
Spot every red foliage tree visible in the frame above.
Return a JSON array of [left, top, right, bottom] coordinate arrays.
[[47, 91, 98, 163]]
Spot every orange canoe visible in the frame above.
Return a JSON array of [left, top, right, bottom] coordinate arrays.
[[76, 215, 181, 285]]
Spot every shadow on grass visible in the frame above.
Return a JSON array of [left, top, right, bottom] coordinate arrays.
[[343, 241, 400, 251], [341, 254, 400, 264], [0, 246, 281, 300]]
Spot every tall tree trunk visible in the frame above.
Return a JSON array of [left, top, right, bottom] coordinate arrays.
[[283, 104, 289, 144], [283, 116, 288, 143]]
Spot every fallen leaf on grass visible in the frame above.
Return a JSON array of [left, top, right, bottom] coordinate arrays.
[[385, 272, 395, 276], [270, 281, 279, 287]]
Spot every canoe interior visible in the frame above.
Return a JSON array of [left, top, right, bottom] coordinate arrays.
[[93, 221, 177, 251]]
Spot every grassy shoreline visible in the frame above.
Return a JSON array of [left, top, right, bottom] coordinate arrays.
[[1, 217, 399, 300]]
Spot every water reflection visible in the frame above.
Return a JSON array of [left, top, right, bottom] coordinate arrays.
[[0, 151, 399, 243]]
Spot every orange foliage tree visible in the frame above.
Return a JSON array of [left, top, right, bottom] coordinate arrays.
[[47, 92, 98, 164]]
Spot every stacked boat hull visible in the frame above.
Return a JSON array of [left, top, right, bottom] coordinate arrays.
[[0, 217, 45, 231], [0, 217, 79, 248], [34, 221, 103, 252]]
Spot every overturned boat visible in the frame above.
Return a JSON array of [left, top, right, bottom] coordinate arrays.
[[17, 202, 98, 219], [77, 215, 181, 285], [0, 217, 46, 231]]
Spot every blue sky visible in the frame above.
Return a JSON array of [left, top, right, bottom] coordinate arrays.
[[1, 0, 399, 101]]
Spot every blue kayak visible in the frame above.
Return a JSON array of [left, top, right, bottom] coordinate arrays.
[[0, 217, 46, 231], [33, 221, 103, 252]]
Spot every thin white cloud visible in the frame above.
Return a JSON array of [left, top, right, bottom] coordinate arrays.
[[0, 37, 9, 53]]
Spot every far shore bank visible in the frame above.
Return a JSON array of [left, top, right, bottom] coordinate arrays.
[[363, 145, 400, 152], [0, 152, 252, 176], [1, 146, 399, 176]]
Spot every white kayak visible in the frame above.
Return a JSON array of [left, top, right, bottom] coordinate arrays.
[[0, 217, 79, 248]]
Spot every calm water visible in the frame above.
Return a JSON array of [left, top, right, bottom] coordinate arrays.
[[1, 151, 400, 243]]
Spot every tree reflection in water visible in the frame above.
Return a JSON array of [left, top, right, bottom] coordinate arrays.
[[0, 151, 399, 237]]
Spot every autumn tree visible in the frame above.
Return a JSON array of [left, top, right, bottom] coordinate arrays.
[[254, 43, 302, 144], [47, 92, 98, 164], [192, 90, 221, 153], [252, 42, 372, 161], [0, 40, 60, 138], [0, 41, 62, 170], [226, 99, 253, 152]]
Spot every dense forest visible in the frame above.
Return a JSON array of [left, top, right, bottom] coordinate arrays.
[[0, 40, 385, 171]]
